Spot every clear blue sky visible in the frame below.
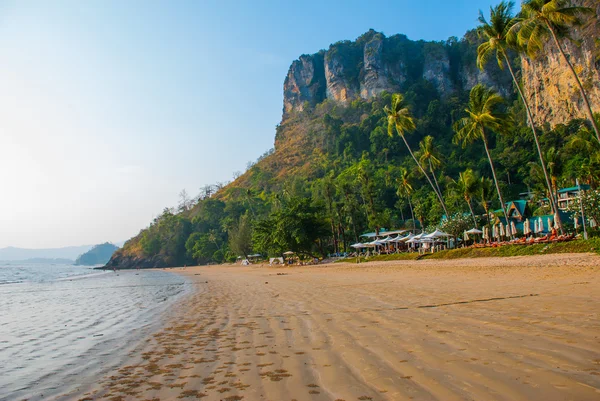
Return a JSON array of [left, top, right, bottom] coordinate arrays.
[[0, 0, 508, 248]]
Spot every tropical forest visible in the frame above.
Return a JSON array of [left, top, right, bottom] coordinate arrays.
[[107, 0, 600, 268]]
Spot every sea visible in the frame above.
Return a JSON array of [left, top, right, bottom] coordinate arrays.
[[0, 262, 191, 401]]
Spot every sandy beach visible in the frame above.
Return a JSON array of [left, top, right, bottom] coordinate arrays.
[[64, 253, 600, 401]]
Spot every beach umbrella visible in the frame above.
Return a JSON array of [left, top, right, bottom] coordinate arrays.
[[466, 228, 483, 234], [547, 217, 552, 232], [424, 229, 452, 239], [483, 226, 488, 240], [574, 215, 579, 230], [554, 213, 560, 230], [538, 217, 543, 233], [463, 231, 469, 241], [534, 219, 539, 234], [511, 221, 517, 236], [499, 222, 505, 238], [525, 219, 531, 235], [492, 224, 498, 239]]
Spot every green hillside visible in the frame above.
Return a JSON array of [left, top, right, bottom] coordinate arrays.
[[107, 2, 600, 268], [75, 243, 119, 266]]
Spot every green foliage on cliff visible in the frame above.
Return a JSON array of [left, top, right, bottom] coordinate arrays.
[[111, 5, 600, 268], [115, 87, 597, 267]]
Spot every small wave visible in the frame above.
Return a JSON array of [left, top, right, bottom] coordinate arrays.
[[0, 280, 22, 285]]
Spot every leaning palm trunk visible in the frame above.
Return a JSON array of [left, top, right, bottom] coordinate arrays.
[[504, 54, 563, 234], [481, 129, 511, 237], [466, 197, 478, 227], [407, 195, 416, 232], [429, 159, 444, 205], [400, 135, 450, 218], [545, 22, 600, 144]]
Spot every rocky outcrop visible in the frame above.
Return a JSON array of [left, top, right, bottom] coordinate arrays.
[[283, 54, 326, 114], [284, 3, 599, 129], [282, 30, 512, 118], [422, 44, 455, 95], [102, 252, 170, 269], [324, 51, 359, 103], [520, 0, 600, 128], [360, 35, 390, 98]]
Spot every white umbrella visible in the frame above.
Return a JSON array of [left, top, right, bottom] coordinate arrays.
[[350, 243, 364, 248], [537, 217, 543, 233], [463, 231, 469, 241], [511, 221, 517, 236], [492, 224, 498, 239], [554, 213, 560, 230], [524, 219, 530, 235], [483, 226, 488, 240], [499, 222, 505, 238], [424, 229, 452, 239], [396, 233, 415, 242], [574, 215, 579, 230], [466, 228, 483, 234], [547, 217, 552, 233]]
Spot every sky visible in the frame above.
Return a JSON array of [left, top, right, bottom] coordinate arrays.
[[0, 0, 508, 248]]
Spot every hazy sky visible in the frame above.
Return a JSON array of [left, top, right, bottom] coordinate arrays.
[[0, 0, 506, 248]]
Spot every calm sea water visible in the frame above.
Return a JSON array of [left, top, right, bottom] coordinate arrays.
[[0, 263, 191, 401]]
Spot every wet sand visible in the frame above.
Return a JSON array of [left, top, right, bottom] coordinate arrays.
[[63, 253, 600, 401]]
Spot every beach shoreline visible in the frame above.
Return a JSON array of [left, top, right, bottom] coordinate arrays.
[[61, 253, 600, 401], [0, 268, 191, 401]]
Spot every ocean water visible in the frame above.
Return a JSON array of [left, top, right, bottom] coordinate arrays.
[[0, 263, 191, 401]]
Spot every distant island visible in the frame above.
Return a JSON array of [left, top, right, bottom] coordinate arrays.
[[75, 243, 119, 266]]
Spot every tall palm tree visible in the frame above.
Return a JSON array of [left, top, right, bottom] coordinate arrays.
[[515, 0, 598, 143], [397, 167, 416, 231], [545, 146, 562, 199], [453, 84, 511, 232], [477, 1, 563, 232], [418, 135, 445, 206], [567, 125, 600, 187], [357, 158, 379, 235], [454, 169, 480, 227], [384, 94, 450, 218], [480, 176, 496, 239]]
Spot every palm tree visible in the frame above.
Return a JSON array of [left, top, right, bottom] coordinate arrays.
[[567, 125, 600, 187], [418, 135, 445, 206], [477, 0, 563, 232], [515, 0, 598, 143], [397, 167, 416, 231], [384, 93, 450, 218], [480, 176, 496, 238], [454, 169, 480, 227], [453, 84, 511, 232], [545, 146, 562, 200]]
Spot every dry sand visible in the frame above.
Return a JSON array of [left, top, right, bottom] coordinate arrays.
[[66, 253, 600, 401]]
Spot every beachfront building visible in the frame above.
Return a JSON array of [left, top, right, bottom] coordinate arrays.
[[491, 198, 573, 235], [557, 185, 590, 210], [539, 184, 590, 211], [505, 200, 527, 222]]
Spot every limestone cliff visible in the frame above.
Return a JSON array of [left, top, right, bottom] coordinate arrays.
[[283, 30, 512, 119], [283, 7, 600, 129], [520, 0, 600, 128], [283, 53, 326, 114]]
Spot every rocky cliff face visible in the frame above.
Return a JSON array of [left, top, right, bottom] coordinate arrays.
[[520, 0, 600, 128], [360, 35, 390, 98], [283, 53, 326, 114], [284, 8, 600, 129], [283, 30, 512, 118]]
